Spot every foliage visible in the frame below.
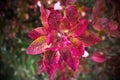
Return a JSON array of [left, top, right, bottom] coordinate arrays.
[[0, 0, 120, 80]]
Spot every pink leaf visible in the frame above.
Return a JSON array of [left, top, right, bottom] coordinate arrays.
[[43, 51, 60, 80], [26, 36, 47, 54], [91, 52, 106, 63], [28, 27, 46, 40], [69, 44, 84, 57], [109, 21, 118, 30], [79, 31, 100, 47], [57, 57, 64, 72], [37, 60, 44, 74], [59, 18, 71, 30], [91, 0, 105, 21], [46, 44, 60, 52], [62, 35, 71, 45], [73, 19, 88, 37], [60, 0, 77, 6], [60, 47, 79, 71], [92, 17, 108, 31], [48, 10, 62, 30], [46, 30, 57, 45], [65, 6, 79, 24], [69, 38, 85, 56], [40, 5, 50, 28]]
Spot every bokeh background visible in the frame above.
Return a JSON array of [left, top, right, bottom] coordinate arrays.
[[0, 0, 120, 80]]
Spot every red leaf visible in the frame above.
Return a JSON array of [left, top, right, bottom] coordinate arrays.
[[93, 17, 108, 31], [48, 10, 62, 30], [91, 0, 105, 21], [37, 60, 44, 74], [26, 36, 47, 54], [59, 18, 71, 30], [28, 27, 46, 40], [69, 44, 84, 57], [70, 37, 84, 56], [109, 20, 118, 30], [60, 0, 77, 6], [46, 30, 57, 45], [79, 31, 100, 47], [91, 52, 106, 63], [43, 51, 60, 80], [65, 6, 79, 24], [73, 19, 88, 37], [60, 47, 79, 71], [40, 5, 50, 28]]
